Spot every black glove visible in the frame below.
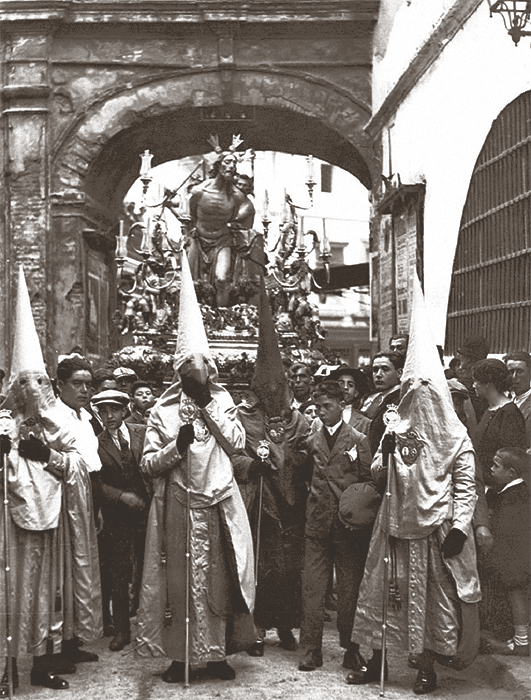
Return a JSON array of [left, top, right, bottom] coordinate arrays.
[[381, 432, 396, 467], [255, 458, 272, 476], [0, 435, 12, 455], [18, 435, 51, 464], [181, 376, 212, 408], [176, 424, 195, 455], [441, 528, 467, 558]]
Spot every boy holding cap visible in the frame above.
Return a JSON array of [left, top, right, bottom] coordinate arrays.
[[91, 389, 149, 652]]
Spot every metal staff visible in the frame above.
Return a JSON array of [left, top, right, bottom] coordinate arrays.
[[184, 444, 192, 688], [0, 411, 14, 699], [380, 432, 396, 698], [254, 475, 264, 584], [254, 441, 270, 586]]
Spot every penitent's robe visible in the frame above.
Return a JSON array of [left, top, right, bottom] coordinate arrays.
[[135, 378, 255, 665]]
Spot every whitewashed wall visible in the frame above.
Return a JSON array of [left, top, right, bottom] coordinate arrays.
[[372, 0, 531, 342]]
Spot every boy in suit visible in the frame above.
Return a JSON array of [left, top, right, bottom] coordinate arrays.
[[298, 380, 372, 672], [485, 447, 530, 656], [91, 390, 149, 652]]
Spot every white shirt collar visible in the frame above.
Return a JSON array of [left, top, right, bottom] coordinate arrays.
[[514, 387, 531, 407], [499, 477, 524, 493], [108, 423, 130, 447], [324, 419, 343, 436]]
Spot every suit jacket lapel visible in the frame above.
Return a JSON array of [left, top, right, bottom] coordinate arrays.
[[315, 427, 331, 457], [127, 424, 143, 465], [329, 423, 348, 462], [100, 430, 122, 468]]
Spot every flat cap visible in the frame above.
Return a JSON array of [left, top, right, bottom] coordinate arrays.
[[91, 389, 130, 409], [113, 366, 138, 380]]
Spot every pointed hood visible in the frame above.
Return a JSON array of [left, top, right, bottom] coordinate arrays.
[[401, 274, 453, 403], [383, 274, 472, 540], [174, 250, 212, 371], [10, 265, 47, 379], [251, 279, 288, 417], [5, 266, 56, 415]]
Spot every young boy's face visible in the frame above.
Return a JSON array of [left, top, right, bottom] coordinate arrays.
[[315, 394, 344, 427], [99, 404, 126, 432], [337, 374, 358, 406], [490, 454, 515, 487]]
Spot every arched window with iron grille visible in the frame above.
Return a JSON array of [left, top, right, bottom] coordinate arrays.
[[446, 90, 531, 355]]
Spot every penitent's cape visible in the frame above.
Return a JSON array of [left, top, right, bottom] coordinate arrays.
[[136, 252, 255, 659], [372, 275, 480, 603], [1, 266, 102, 654]]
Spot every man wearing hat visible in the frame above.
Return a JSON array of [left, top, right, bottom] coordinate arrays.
[[92, 389, 149, 652], [328, 365, 371, 435], [113, 367, 138, 398]]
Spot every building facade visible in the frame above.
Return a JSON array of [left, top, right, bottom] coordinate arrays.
[[0, 0, 379, 372], [369, 0, 531, 354]]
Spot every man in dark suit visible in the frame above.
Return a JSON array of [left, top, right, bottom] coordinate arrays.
[[91, 389, 149, 652], [298, 380, 373, 673], [361, 352, 404, 456]]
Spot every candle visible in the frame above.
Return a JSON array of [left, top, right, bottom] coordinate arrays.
[[297, 217, 304, 249], [139, 150, 153, 178], [322, 219, 331, 254], [116, 220, 128, 258], [140, 219, 153, 255], [282, 189, 289, 222], [307, 154, 314, 181], [262, 189, 269, 219]]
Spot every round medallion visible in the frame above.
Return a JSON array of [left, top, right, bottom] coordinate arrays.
[[257, 440, 271, 460], [383, 404, 400, 429], [179, 398, 198, 424]]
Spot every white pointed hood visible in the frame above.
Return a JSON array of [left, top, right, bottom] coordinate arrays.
[[384, 274, 473, 539], [174, 251, 211, 371], [10, 265, 47, 379]]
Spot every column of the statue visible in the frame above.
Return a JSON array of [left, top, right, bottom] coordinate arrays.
[[1, 30, 51, 368]]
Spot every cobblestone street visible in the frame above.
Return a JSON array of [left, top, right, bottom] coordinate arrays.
[[9, 615, 528, 700]]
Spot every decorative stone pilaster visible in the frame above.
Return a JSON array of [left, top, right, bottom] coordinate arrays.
[[1, 30, 51, 370], [49, 191, 117, 370]]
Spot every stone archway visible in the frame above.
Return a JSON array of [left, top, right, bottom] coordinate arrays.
[[53, 68, 374, 208], [46, 68, 375, 364]]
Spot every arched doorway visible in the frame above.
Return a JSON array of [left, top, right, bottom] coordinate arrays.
[[446, 91, 531, 355], [48, 73, 375, 366]]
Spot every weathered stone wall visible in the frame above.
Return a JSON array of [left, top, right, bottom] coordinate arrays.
[[0, 1, 379, 372]]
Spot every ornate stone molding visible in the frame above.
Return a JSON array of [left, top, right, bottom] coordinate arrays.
[[0, 1, 380, 24]]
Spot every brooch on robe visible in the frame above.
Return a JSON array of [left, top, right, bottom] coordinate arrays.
[[265, 416, 286, 443], [396, 430, 423, 466], [179, 397, 198, 424]]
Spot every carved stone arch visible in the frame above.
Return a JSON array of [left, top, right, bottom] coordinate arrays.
[[52, 67, 376, 214], [48, 67, 376, 366]]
